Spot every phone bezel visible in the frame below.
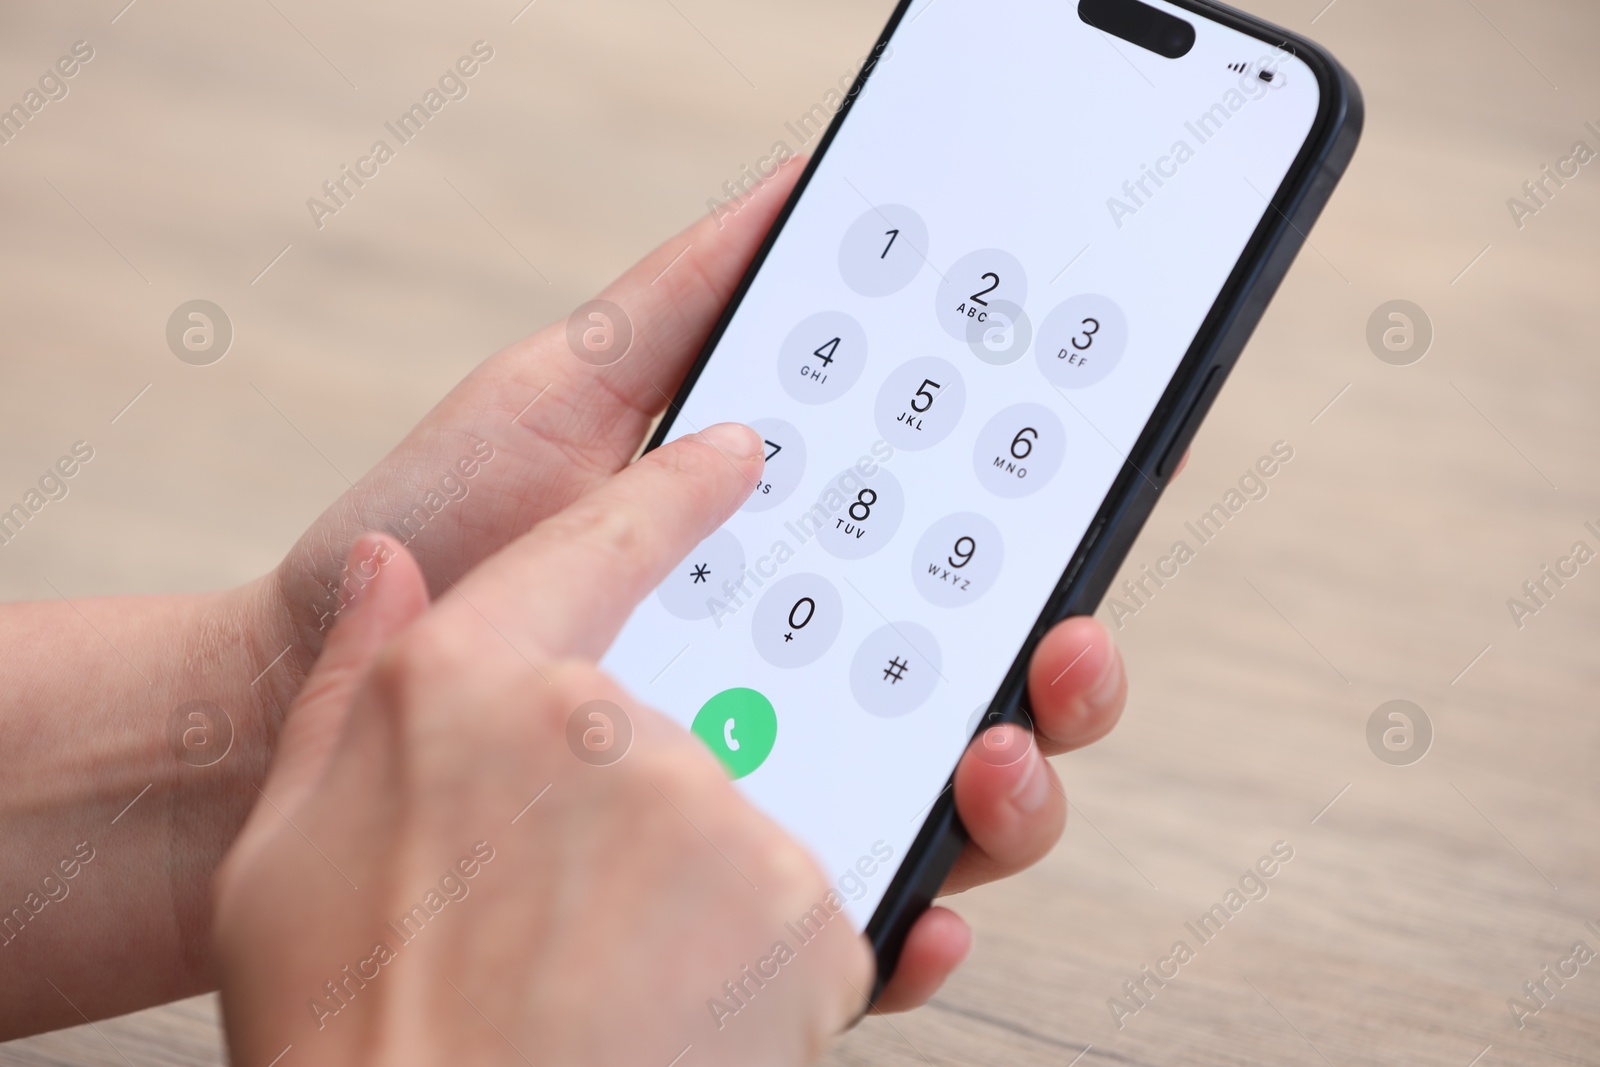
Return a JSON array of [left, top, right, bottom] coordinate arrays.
[[636, 0, 1363, 999]]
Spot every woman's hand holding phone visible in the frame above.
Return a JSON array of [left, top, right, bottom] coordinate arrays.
[[0, 155, 1125, 1038], [219, 420, 1125, 1065], [216, 425, 876, 1066], [247, 158, 1129, 1016]]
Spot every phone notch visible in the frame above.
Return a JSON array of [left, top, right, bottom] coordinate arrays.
[[1077, 0, 1196, 59]]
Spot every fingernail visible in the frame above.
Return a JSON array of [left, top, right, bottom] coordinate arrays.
[[1087, 639, 1123, 708], [974, 724, 1029, 768], [700, 422, 762, 461], [1009, 748, 1051, 813]]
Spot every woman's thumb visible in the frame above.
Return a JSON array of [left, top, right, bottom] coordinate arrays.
[[262, 533, 430, 814]]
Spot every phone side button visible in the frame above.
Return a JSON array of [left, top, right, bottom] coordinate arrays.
[[1060, 518, 1104, 590], [1155, 366, 1221, 479]]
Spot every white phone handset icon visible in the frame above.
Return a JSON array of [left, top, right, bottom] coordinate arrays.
[[723, 717, 741, 752]]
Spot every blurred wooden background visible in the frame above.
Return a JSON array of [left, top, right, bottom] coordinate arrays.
[[2, 0, 1597, 1064]]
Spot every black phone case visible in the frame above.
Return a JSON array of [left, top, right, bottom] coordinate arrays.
[[641, 0, 1364, 1001]]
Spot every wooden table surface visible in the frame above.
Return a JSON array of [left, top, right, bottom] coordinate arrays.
[[2, 1, 1597, 1064]]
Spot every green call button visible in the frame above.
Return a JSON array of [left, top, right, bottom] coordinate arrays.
[[691, 688, 777, 780]]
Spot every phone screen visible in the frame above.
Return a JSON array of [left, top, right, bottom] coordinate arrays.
[[603, 0, 1322, 925]]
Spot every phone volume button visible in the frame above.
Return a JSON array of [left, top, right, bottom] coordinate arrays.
[[1061, 519, 1104, 589], [1156, 366, 1221, 479]]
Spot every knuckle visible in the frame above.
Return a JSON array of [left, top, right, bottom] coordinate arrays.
[[628, 734, 726, 806], [750, 827, 831, 906], [542, 658, 610, 707], [539, 658, 616, 732], [624, 738, 826, 894], [604, 740, 743, 860], [503, 378, 624, 476], [655, 433, 724, 479], [537, 497, 648, 570], [364, 618, 479, 710]]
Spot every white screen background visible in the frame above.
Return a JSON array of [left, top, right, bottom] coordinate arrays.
[[604, 0, 1320, 926]]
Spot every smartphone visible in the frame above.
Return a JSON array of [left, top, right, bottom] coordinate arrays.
[[602, 0, 1361, 994]]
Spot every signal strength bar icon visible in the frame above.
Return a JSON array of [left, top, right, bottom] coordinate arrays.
[[1227, 61, 1248, 73]]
